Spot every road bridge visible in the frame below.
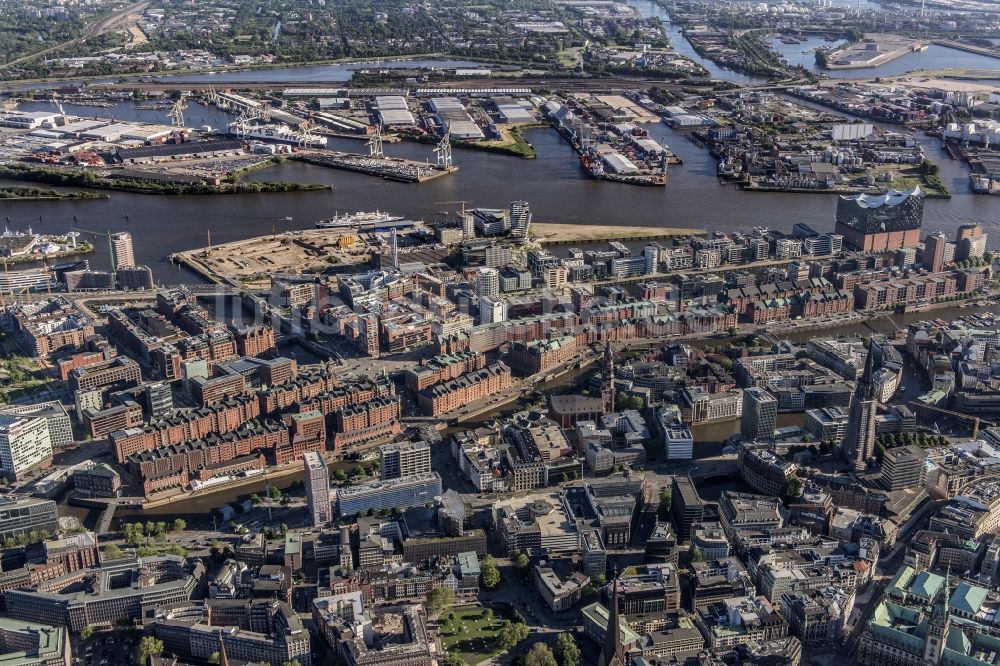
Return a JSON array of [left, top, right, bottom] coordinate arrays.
[[96, 501, 118, 535]]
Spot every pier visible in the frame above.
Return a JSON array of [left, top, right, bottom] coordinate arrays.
[[293, 151, 457, 183], [931, 39, 1000, 61]]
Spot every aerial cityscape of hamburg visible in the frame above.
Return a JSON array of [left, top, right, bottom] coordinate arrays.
[[2, 2, 1000, 666]]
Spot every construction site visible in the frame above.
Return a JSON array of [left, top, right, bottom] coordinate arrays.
[[170, 227, 372, 290]]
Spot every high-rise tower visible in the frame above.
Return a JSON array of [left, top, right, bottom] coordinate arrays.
[[508, 200, 531, 240], [111, 231, 135, 269], [303, 451, 331, 527]]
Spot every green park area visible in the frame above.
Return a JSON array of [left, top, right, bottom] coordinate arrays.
[[0, 346, 49, 403], [438, 605, 517, 665]]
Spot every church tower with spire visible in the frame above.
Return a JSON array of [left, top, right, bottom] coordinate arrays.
[[844, 345, 878, 471], [601, 343, 615, 414], [217, 630, 230, 666], [599, 576, 626, 666], [923, 570, 950, 664]]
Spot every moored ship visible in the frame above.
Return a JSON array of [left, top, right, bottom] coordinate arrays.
[[315, 211, 404, 228]]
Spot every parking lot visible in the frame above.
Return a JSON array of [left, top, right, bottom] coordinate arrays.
[[75, 631, 138, 666]]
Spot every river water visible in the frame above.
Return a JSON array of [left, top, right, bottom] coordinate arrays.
[[6, 103, 997, 283], [627, 0, 1000, 78], [0, 0, 995, 281]]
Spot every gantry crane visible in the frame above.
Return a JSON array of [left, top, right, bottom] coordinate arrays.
[[367, 125, 384, 158], [168, 95, 188, 128], [908, 402, 998, 440]]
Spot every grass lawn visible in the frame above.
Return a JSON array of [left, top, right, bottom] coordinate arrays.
[[882, 168, 950, 199], [438, 605, 507, 665], [0, 354, 48, 401]]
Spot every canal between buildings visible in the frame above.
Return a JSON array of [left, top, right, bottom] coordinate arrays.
[[55, 302, 995, 524]]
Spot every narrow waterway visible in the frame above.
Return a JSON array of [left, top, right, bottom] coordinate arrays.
[[54, 298, 999, 525], [629, 0, 1000, 81], [627, 0, 767, 84]]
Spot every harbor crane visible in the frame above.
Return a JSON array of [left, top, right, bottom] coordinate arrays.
[[434, 134, 452, 169], [168, 95, 188, 128], [908, 401, 997, 440], [51, 94, 66, 117], [72, 226, 120, 279], [367, 125, 384, 158]]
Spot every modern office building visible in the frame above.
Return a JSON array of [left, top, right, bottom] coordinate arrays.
[[4, 556, 204, 632], [110, 231, 135, 268], [0, 402, 72, 450], [655, 407, 694, 461], [844, 349, 879, 472], [835, 186, 924, 251], [881, 444, 928, 491], [741, 387, 778, 441], [0, 414, 53, 481], [479, 295, 508, 325], [474, 267, 500, 300], [336, 472, 442, 517], [379, 440, 431, 480], [671, 476, 705, 541], [0, 496, 59, 542], [956, 224, 988, 261], [116, 266, 154, 291], [0, 618, 70, 666], [303, 452, 331, 527], [144, 382, 174, 419], [804, 406, 851, 444], [150, 600, 311, 666]]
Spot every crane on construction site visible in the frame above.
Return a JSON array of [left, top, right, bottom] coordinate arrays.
[[72, 227, 119, 279], [273, 216, 293, 240], [436, 200, 474, 238], [435, 200, 471, 216], [908, 402, 998, 440]]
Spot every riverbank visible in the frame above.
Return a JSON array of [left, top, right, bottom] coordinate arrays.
[[455, 124, 544, 159], [0, 52, 453, 88], [3, 242, 94, 266], [824, 37, 924, 70], [531, 222, 703, 243], [0, 186, 109, 201], [140, 463, 304, 510], [742, 182, 951, 198], [0, 162, 330, 196], [398, 124, 541, 159]]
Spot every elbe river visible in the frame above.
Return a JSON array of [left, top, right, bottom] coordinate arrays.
[[3, 0, 999, 282]]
